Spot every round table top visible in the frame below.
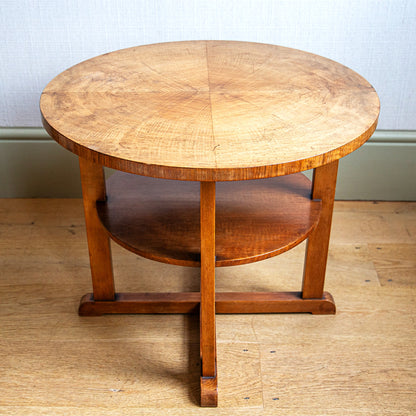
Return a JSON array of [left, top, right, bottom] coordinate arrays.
[[40, 40, 379, 181]]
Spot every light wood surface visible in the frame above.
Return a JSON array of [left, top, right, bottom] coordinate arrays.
[[38, 41, 381, 407], [40, 40, 379, 181], [1, 199, 415, 415]]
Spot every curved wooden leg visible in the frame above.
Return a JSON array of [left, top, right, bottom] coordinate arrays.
[[200, 181, 218, 407], [79, 157, 115, 302], [302, 160, 338, 300]]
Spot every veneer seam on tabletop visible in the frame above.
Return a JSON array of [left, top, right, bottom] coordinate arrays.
[[205, 40, 218, 170], [40, 41, 379, 181]]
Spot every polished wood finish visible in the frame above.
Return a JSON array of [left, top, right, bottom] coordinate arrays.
[[302, 160, 339, 299], [78, 291, 336, 316], [199, 181, 217, 406], [39, 41, 381, 407], [96, 172, 322, 267], [78, 292, 200, 315], [40, 40, 379, 181], [79, 157, 115, 300], [200, 376, 218, 407], [215, 291, 335, 314]]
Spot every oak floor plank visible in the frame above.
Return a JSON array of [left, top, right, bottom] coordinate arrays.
[[260, 338, 415, 415], [0, 199, 415, 414], [368, 243, 416, 287]]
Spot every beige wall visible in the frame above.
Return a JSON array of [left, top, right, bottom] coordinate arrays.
[[1, 1, 416, 130]]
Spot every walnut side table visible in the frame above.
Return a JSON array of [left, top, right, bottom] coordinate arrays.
[[40, 41, 380, 407]]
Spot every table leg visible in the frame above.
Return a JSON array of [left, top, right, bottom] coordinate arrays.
[[79, 157, 115, 301], [199, 181, 218, 407], [302, 160, 339, 300]]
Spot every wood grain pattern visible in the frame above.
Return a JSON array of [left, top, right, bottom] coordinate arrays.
[[302, 160, 339, 298], [78, 291, 335, 316], [368, 244, 416, 287], [200, 376, 218, 407], [38, 41, 380, 409], [199, 181, 217, 405], [40, 40, 379, 181], [96, 171, 321, 266], [1, 199, 415, 414], [79, 157, 115, 300]]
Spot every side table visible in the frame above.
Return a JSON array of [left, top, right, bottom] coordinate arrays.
[[40, 40, 380, 406]]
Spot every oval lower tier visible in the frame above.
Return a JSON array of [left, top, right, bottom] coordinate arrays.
[[96, 172, 321, 267]]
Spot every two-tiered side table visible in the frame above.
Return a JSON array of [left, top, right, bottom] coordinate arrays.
[[40, 41, 380, 407]]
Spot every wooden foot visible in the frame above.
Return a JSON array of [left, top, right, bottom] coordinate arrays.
[[78, 291, 335, 316], [78, 292, 200, 315], [215, 291, 335, 315], [201, 373, 218, 407]]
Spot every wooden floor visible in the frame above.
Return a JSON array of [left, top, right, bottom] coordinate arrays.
[[0, 199, 415, 415]]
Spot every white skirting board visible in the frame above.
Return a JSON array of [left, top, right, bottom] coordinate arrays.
[[0, 128, 415, 200]]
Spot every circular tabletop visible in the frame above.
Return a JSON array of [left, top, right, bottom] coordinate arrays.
[[40, 40, 379, 181]]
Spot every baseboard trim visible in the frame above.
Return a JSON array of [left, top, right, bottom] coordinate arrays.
[[1, 127, 415, 143], [0, 128, 415, 200], [0, 127, 51, 141], [369, 130, 416, 143]]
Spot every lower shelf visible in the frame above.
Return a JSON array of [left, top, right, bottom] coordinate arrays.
[[78, 292, 336, 316], [97, 172, 322, 267]]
